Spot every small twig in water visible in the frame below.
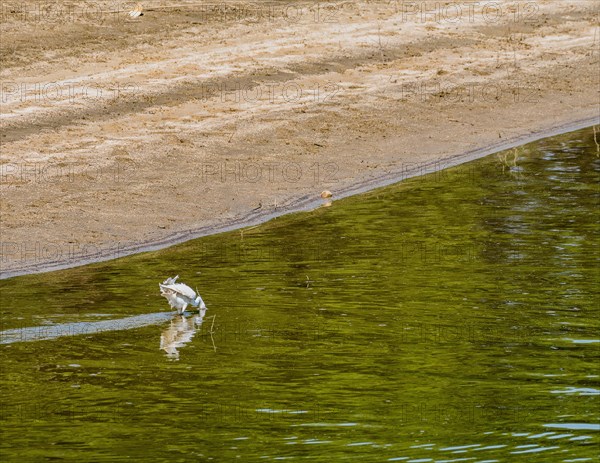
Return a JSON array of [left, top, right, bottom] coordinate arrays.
[[209, 315, 217, 352], [497, 151, 509, 172], [593, 126, 600, 157], [512, 147, 520, 167], [240, 224, 259, 240]]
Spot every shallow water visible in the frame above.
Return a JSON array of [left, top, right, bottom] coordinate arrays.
[[1, 127, 599, 462]]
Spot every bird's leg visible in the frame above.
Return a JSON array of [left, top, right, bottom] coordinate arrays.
[[179, 303, 188, 315]]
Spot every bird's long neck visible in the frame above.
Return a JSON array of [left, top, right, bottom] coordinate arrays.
[[194, 296, 206, 309]]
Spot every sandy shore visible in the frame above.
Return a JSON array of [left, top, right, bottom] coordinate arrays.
[[1, 0, 598, 278]]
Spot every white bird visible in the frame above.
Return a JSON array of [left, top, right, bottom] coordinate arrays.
[[159, 275, 206, 315]]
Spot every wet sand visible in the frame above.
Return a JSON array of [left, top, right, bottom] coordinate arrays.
[[1, 0, 598, 278]]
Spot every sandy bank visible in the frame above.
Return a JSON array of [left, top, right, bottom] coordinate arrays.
[[1, 0, 598, 278]]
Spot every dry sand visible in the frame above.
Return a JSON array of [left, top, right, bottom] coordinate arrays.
[[1, 0, 598, 278]]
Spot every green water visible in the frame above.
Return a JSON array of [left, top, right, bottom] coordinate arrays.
[[1, 127, 599, 462]]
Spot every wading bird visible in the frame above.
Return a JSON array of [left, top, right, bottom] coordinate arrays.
[[159, 276, 207, 315]]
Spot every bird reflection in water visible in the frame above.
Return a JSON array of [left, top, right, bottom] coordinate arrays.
[[160, 308, 207, 360]]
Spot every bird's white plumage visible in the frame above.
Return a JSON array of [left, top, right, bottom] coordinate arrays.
[[163, 282, 197, 300], [159, 275, 206, 314]]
